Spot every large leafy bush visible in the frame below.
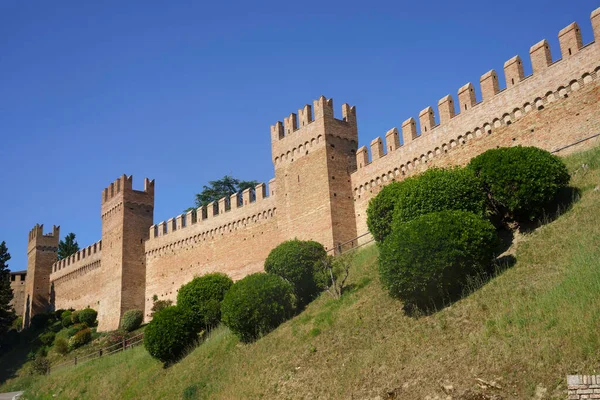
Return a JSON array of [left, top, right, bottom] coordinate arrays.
[[143, 306, 197, 364], [68, 327, 92, 350], [379, 210, 499, 311], [468, 146, 570, 220], [221, 273, 295, 343], [78, 308, 97, 327], [391, 167, 486, 226], [366, 182, 403, 243], [177, 273, 233, 330], [264, 240, 326, 306], [120, 309, 144, 332]]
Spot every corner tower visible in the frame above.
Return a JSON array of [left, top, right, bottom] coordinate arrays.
[[100, 175, 154, 330], [271, 96, 358, 251], [23, 224, 59, 328]]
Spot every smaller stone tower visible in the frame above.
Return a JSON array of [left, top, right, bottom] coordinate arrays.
[[23, 224, 59, 328], [99, 175, 154, 331]]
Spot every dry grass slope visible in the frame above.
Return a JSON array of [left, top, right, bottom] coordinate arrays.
[[2, 146, 600, 399]]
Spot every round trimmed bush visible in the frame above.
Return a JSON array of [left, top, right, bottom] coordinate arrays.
[[62, 314, 73, 328], [379, 210, 499, 311], [391, 167, 486, 226], [264, 240, 326, 306], [39, 332, 55, 346], [177, 273, 233, 330], [54, 337, 68, 355], [366, 181, 403, 243], [221, 273, 296, 343], [143, 306, 197, 364], [120, 309, 144, 332], [468, 146, 570, 220], [68, 328, 92, 350], [78, 308, 97, 327], [67, 323, 87, 338], [70, 311, 80, 324]]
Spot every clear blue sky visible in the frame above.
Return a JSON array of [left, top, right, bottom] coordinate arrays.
[[1, 0, 597, 271]]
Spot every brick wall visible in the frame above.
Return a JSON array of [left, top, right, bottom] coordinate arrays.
[[9, 271, 27, 317], [567, 375, 600, 399], [351, 13, 600, 238]]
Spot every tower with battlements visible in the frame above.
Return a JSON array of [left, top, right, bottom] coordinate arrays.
[[271, 96, 359, 251], [23, 224, 59, 328]]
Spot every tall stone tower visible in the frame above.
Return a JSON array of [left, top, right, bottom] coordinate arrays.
[[23, 224, 59, 328], [99, 175, 154, 330], [271, 96, 358, 251]]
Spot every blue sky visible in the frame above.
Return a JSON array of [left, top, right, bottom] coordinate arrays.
[[1, 0, 598, 271]]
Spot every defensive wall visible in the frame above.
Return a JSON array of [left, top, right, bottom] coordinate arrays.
[[21, 7, 600, 331], [9, 270, 27, 318], [351, 13, 600, 236]]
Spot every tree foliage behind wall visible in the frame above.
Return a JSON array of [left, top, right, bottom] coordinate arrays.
[[0, 241, 16, 337], [186, 175, 259, 212], [58, 233, 79, 261]]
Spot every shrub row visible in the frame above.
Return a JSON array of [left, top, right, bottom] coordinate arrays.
[[369, 146, 570, 310], [144, 239, 328, 364]]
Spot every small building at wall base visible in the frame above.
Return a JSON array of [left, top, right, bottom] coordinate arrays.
[[22, 7, 600, 331]]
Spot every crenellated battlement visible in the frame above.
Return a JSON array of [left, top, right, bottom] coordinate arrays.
[[27, 224, 60, 250], [101, 175, 155, 207], [271, 96, 358, 166], [50, 240, 102, 281], [146, 181, 275, 250], [353, 9, 600, 172]]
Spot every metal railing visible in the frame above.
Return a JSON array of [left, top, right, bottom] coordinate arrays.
[[50, 332, 144, 374]]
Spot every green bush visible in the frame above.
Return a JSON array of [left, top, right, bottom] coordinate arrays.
[[151, 299, 173, 317], [39, 331, 55, 346], [143, 306, 198, 364], [468, 146, 570, 220], [68, 327, 92, 350], [264, 240, 326, 306], [120, 309, 144, 332], [10, 316, 23, 331], [221, 273, 296, 343], [67, 323, 87, 338], [391, 167, 486, 226], [366, 182, 404, 243], [50, 321, 63, 332], [62, 314, 73, 328], [78, 308, 97, 327], [35, 345, 48, 358], [29, 356, 50, 375], [177, 273, 233, 330], [71, 311, 80, 324], [379, 210, 499, 311], [54, 337, 68, 355]]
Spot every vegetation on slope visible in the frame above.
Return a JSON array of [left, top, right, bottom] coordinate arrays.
[[1, 146, 599, 399]]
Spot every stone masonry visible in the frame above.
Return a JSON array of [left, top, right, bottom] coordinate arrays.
[[22, 7, 600, 331], [8, 270, 26, 318]]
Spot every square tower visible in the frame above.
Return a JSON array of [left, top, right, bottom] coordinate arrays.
[[271, 96, 358, 251], [23, 224, 59, 328], [100, 175, 154, 330]]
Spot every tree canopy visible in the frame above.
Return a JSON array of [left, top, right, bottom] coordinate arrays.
[[0, 241, 16, 337], [58, 233, 80, 260], [187, 175, 259, 211]]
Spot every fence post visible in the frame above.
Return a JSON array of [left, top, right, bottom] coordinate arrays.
[[122, 337, 126, 351], [74, 357, 77, 366], [98, 349, 103, 358]]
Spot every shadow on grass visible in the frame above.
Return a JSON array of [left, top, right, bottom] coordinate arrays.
[[519, 186, 581, 233], [402, 253, 518, 318], [0, 329, 43, 384]]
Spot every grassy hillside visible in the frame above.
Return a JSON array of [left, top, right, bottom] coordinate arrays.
[[2, 146, 600, 399]]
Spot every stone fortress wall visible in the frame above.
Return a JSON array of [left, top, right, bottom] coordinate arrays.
[[21, 8, 600, 331], [351, 12, 600, 236]]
